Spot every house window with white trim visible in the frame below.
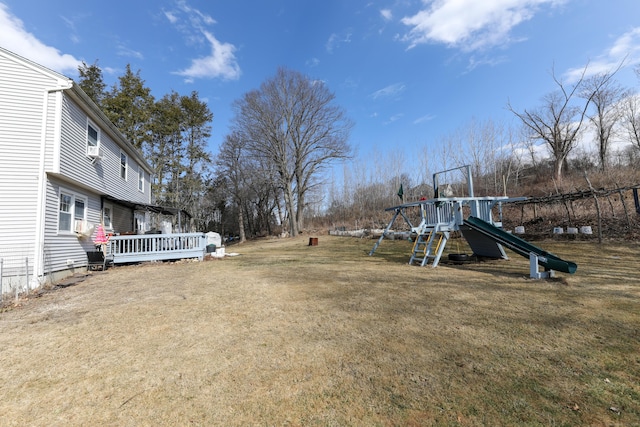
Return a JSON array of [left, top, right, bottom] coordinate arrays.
[[58, 190, 87, 233], [87, 121, 99, 147], [138, 165, 144, 192], [120, 151, 128, 180], [87, 121, 100, 157]]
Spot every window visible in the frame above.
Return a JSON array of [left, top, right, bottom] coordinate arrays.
[[103, 204, 113, 230], [58, 190, 86, 233], [86, 121, 101, 159], [74, 199, 85, 220], [59, 193, 72, 232], [87, 121, 99, 147], [120, 151, 127, 180], [134, 212, 148, 233], [138, 165, 144, 192]]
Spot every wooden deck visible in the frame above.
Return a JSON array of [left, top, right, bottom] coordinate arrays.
[[106, 233, 207, 264]]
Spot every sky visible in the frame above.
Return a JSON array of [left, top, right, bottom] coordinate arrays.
[[2, 0, 640, 172]]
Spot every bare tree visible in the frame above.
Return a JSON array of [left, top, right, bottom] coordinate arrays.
[[232, 68, 353, 236], [216, 131, 248, 243], [580, 71, 627, 172], [507, 64, 605, 183], [622, 92, 640, 153]]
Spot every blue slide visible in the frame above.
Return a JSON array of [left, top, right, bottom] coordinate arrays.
[[462, 216, 577, 274]]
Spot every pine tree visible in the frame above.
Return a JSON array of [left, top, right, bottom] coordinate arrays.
[[77, 60, 106, 107], [102, 64, 154, 151]]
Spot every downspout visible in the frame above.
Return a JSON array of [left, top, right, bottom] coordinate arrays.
[[33, 81, 73, 288]]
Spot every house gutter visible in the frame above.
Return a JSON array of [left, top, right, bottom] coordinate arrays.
[[33, 80, 73, 287]]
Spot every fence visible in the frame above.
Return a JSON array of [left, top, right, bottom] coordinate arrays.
[[106, 232, 207, 264], [0, 245, 34, 302]]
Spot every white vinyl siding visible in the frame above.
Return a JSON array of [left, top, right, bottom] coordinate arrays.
[[0, 51, 62, 275], [44, 179, 101, 273], [58, 95, 149, 204], [0, 47, 154, 283]]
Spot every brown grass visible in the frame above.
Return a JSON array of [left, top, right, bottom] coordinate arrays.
[[0, 235, 638, 426]]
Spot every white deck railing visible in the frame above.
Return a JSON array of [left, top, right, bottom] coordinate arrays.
[[106, 233, 207, 264]]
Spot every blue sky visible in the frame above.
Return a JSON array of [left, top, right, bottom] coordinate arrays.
[[1, 0, 640, 170]]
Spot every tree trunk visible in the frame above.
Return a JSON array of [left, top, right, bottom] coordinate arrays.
[[296, 192, 305, 232], [553, 157, 564, 183], [283, 185, 298, 236], [237, 201, 246, 243]]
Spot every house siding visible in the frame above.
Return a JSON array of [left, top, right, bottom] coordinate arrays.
[[0, 51, 64, 288], [59, 94, 150, 204], [1, 47, 156, 291], [43, 177, 102, 274]]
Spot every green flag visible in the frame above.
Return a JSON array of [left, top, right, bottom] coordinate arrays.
[[397, 184, 404, 201]]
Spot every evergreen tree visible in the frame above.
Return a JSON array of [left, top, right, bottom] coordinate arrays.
[[77, 60, 106, 107], [148, 91, 183, 205], [179, 91, 213, 228], [102, 64, 154, 151]]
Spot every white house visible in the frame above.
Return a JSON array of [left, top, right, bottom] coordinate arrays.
[[0, 47, 157, 293]]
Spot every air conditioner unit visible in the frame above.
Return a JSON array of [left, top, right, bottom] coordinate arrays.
[[74, 219, 85, 233], [86, 145, 102, 159]]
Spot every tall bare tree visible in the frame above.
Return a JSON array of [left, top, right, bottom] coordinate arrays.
[[217, 131, 249, 243], [232, 67, 353, 236], [580, 71, 627, 172], [507, 65, 605, 183], [622, 63, 640, 153], [622, 93, 640, 153]]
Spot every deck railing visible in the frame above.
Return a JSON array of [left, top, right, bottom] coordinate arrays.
[[106, 233, 207, 264]]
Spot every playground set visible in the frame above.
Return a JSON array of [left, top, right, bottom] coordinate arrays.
[[369, 165, 577, 279]]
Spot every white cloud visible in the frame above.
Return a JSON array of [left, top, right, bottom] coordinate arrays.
[[384, 113, 404, 125], [164, 10, 178, 24], [380, 9, 393, 21], [173, 30, 240, 81], [60, 15, 81, 44], [0, 3, 81, 74], [103, 66, 119, 75], [465, 54, 508, 73], [413, 113, 436, 124], [401, 0, 566, 51], [371, 83, 406, 99], [117, 44, 144, 60], [166, 1, 239, 81], [326, 31, 352, 54], [564, 27, 640, 83], [306, 57, 320, 67], [172, 0, 216, 26]]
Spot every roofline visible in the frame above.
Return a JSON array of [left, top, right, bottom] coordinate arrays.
[[0, 46, 71, 86], [0, 46, 153, 175], [102, 195, 192, 218]]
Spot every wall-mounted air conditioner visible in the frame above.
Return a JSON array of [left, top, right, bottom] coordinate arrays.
[[74, 219, 85, 233], [86, 145, 102, 159]]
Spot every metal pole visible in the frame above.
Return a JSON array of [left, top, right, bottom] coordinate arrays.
[[369, 208, 401, 256], [24, 257, 29, 296], [0, 258, 3, 303]]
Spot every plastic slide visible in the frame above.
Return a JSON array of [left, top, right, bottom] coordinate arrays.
[[463, 216, 577, 274]]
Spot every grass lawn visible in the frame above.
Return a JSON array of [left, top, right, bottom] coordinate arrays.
[[0, 234, 638, 426]]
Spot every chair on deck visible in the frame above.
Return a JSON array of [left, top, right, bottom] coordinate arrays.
[[87, 250, 111, 271]]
